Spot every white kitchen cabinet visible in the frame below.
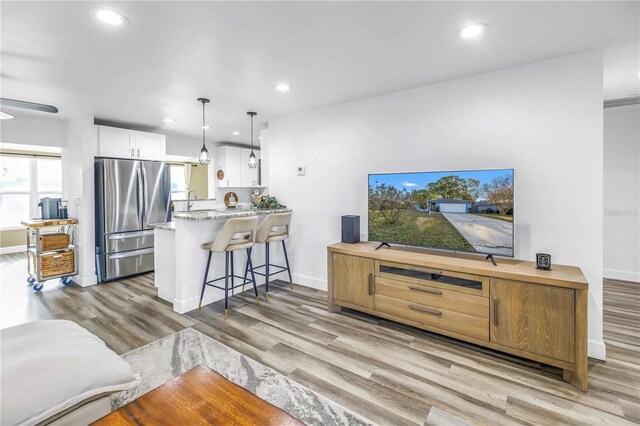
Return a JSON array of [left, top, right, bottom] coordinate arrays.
[[217, 146, 261, 188], [97, 126, 135, 159], [240, 148, 261, 187], [97, 126, 166, 161], [217, 146, 241, 187], [133, 131, 166, 160]]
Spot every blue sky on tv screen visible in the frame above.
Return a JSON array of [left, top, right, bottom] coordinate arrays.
[[369, 169, 513, 191]]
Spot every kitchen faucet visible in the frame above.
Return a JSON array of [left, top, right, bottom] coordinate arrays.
[[187, 189, 197, 211]]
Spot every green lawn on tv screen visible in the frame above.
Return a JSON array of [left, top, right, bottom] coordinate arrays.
[[368, 210, 475, 252]]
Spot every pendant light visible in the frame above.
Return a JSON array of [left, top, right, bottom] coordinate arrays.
[[247, 111, 258, 169], [197, 98, 211, 165]]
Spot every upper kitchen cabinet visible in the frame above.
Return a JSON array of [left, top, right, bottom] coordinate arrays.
[[97, 126, 166, 161], [240, 148, 260, 187], [217, 145, 262, 188]]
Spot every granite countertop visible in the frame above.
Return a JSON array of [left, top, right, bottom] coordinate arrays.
[[172, 207, 292, 221], [148, 222, 176, 231]]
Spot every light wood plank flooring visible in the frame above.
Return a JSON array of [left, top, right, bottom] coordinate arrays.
[[1, 252, 638, 425]]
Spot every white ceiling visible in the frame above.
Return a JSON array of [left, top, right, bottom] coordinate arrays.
[[1, 1, 638, 143]]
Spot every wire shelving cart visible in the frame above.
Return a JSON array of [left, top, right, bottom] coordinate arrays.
[[21, 218, 78, 292]]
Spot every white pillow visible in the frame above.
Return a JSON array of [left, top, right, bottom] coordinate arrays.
[[1, 320, 140, 426]]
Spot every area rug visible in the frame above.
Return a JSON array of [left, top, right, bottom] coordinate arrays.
[[111, 327, 375, 426]]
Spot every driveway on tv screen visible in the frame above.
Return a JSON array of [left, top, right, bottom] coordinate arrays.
[[441, 212, 513, 257]]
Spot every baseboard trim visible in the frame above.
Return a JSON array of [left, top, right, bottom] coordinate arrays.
[[174, 288, 226, 314], [604, 268, 640, 283], [0, 245, 27, 255], [292, 273, 327, 291], [72, 274, 98, 287], [588, 339, 606, 360]]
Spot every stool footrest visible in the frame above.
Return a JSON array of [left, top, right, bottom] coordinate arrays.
[[251, 263, 288, 277], [204, 275, 253, 291]]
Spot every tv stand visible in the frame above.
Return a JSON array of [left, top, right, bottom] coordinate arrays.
[[485, 254, 498, 266], [374, 242, 391, 250], [327, 242, 589, 391]]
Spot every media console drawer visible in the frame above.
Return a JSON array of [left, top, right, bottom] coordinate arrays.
[[375, 276, 489, 319], [375, 294, 490, 341], [377, 260, 489, 297]]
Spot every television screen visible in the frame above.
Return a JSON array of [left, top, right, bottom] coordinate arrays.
[[368, 169, 514, 257]]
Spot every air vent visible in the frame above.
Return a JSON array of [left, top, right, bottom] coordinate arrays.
[[603, 95, 640, 109]]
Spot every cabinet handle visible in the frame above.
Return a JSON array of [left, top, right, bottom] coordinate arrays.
[[130, 148, 135, 158], [137, 148, 141, 158], [409, 305, 442, 316], [368, 273, 374, 295], [493, 297, 499, 325], [409, 286, 442, 295]]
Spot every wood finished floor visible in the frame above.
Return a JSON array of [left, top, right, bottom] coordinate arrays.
[[1, 252, 638, 425]]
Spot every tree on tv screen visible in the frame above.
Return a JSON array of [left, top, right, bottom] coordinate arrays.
[[369, 182, 410, 224], [482, 175, 514, 215], [425, 175, 480, 201]]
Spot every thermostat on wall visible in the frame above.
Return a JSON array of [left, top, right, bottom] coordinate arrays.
[[297, 166, 306, 176]]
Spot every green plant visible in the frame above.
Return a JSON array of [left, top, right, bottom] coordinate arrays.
[[252, 195, 286, 210]]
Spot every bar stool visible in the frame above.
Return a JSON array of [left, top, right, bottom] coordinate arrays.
[[199, 215, 259, 318], [243, 212, 292, 300]]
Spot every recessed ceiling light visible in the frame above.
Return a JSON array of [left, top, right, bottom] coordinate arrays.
[[90, 8, 129, 26], [274, 83, 292, 92], [457, 23, 488, 39], [0, 111, 15, 120], [258, 136, 262, 140], [202, 125, 211, 130], [232, 131, 240, 135], [162, 118, 175, 123]]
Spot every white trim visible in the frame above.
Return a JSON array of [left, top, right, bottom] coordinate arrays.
[[604, 268, 640, 283], [173, 287, 225, 314], [292, 273, 327, 291], [588, 339, 607, 360], [0, 226, 26, 231], [0, 244, 26, 255], [71, 273, 98, 287]]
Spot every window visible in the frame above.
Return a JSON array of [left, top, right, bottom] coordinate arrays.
[[170, 164, 187, 200], [37, 159, 62, 200], [0, 155, 62, 229]]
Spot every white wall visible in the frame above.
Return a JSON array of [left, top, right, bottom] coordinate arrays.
[[0, 114, 68, 147], [61, 115, 98, 286], [604, 105, 640, 282], [268, 51, 605, 358]]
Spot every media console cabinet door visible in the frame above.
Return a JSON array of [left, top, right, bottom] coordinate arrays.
[[490, 278, 575, 363], [332, 253, 375, 309]]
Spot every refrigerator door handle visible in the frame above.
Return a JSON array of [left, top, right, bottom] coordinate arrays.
[[108, 247, 155, 260], [136, 165, 145, 227], [107, 230, 155, 240]]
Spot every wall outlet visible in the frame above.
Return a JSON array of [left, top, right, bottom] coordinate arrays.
[[74, 197, 80, 206], [297, 166, 306, 176]]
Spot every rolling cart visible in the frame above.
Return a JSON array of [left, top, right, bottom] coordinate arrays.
[[21, 219, 78, 292]]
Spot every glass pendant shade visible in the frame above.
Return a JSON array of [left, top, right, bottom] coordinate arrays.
[[247, 111, 258, 168], [197, 98, 211, 165], [248, 150, 257, 168], [199, 144, 210, 165]]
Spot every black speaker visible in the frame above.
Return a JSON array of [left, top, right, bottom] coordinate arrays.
[[536, 253, 552, 270], [341, 215, 360, 244]]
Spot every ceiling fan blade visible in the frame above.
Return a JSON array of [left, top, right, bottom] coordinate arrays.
[[0, 110, 15, 120], [0, 98, 58, 113]]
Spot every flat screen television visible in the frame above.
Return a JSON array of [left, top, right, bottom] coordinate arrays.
[[368, 169, 514, 257]]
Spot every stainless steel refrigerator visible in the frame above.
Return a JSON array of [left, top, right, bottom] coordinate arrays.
[[95, 158, 171, 281]]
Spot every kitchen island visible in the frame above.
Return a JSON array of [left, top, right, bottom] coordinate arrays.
[[150, 207, 291, 313]]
